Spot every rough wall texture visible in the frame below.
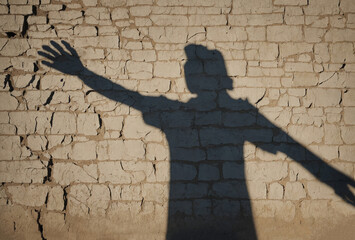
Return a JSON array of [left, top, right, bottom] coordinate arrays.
[[0, 0, 355, 239]]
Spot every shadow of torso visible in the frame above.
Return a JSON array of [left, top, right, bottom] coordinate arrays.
[[139, 94, 265, 240]]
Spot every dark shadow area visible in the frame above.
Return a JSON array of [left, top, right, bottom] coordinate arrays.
[[39, 41, 355, 240]]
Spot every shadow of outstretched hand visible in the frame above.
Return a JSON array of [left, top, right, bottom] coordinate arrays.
[[341, 186, 355, 206], [311, 156, 355, 206], [38, 40, 84, 75], [332, 179, 355, 206]]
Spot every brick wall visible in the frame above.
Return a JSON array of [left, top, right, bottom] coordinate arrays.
[[0, 0, 354, 239]]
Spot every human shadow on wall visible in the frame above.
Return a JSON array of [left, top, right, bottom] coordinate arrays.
[[39, 42, 355, 240]]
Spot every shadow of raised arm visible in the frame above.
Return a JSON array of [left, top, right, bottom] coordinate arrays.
[[38, 40, 167, 112]]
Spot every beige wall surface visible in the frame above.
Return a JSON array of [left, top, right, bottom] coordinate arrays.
[[0, 0, 355, 239]]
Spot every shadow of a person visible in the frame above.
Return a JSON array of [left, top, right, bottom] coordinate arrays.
[[39, 41, 355, 240]]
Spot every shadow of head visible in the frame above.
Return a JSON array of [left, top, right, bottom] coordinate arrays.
[[184, 44, 233, 94]]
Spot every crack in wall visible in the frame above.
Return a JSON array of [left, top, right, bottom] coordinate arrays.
[[36, 210, 47, 240]]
